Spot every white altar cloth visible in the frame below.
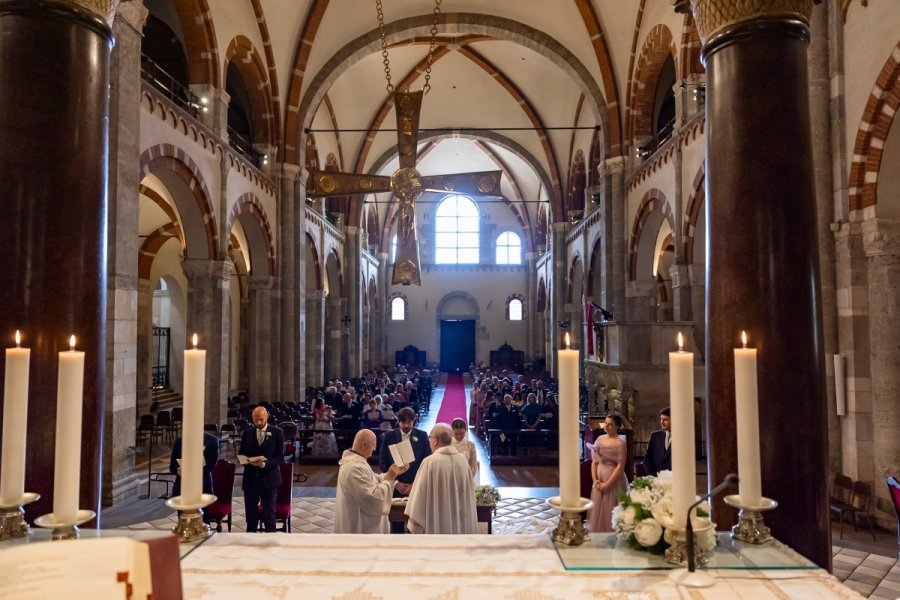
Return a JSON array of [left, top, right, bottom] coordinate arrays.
[[181, 533, 863, 600]]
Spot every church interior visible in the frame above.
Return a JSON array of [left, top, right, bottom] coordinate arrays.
[[1, 0, 900, 597]]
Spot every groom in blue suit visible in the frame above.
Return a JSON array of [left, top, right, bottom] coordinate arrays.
[[241, 406, 285, 532], [642, 407, 671, 476], [379, 407, 431, 497]]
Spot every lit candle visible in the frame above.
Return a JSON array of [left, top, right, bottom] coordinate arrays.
[[53, 335, 85, 523], [1, 330, 30, 506], [181, 333, 206, 504], [669, 332, 695, 529], [558, 333, 580, 507], [734, 331, 761, 505]]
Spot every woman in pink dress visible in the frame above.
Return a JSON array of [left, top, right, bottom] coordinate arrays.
[[588, 414, 628, 532]]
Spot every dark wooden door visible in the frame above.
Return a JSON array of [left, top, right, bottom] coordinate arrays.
[[440, 319, 475, 373]]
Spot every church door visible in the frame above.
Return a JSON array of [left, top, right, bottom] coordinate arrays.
[[440, 319, 475, 373]]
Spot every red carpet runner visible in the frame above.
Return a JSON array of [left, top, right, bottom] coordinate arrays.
[[435, 374, 468, 426]]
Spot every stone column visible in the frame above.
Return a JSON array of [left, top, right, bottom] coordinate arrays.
[[693, 0, 829, 567], [248, 276, 277, 403], [277, 165, 303, 401], [626, 279, 656, 321], [189, 85, 229, 138], [135, 279, 154, 415], [550, 222, 568, 375], [182, 259, 233, 424], [0, 0, 116, 520], [525, 251, 539, 361], [863, 220, 900, 520], [344, 226, 362, 376], [103, 0, 148, 505], [305, 290, 326, 385], [594, 158, 627, 319], [326, 297, 344, 380], [688, 264, 706, 360]]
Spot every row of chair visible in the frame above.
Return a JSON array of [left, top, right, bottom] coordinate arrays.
[[136, 408, 183, 446], [830, 473, 875, 539], [204, 459, 294, 533]]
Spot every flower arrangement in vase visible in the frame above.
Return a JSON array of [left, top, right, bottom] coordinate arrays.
[[475, 484, 501, 508], [612, 470, 716, 555]]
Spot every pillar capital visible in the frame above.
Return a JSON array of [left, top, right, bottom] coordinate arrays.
[[62, 0, 120, 25], [114, 0, 146, 32], [181, 258, 235, 281], [599, 156, 627, 177], [249, 275, 276, 290], [688, 0, 813, 45]]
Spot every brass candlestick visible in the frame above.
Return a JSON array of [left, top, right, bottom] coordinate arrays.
[[0, 492, 39, 540], [547, 496, 593, 546]]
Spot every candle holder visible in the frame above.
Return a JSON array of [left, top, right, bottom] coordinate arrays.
[[0, 492, 39, 540], [166, 493, 216, 543], [724, 494, 778, 544], [664, 520, 716, 570], [546, 496, 593, 546], [34, 508, 96, 540]]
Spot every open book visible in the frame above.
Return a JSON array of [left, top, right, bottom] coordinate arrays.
[[388, 438, 416, 466], [1, 537, 152, 599], [237, 454, 266, 465]]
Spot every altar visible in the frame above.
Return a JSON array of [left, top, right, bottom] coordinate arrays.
[[180, 533, 864, 600]]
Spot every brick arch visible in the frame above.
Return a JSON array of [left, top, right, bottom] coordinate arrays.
[[567, 149, 587, 214], [566, 254, 584, 304], [291, 13, 610, 173], [305, 232, 323, 290], [224, 35, 276, 147], [537, 277, 548, 313], [627, 25, 676, 146], [679, 13, 703, 79], [628, 189, 675, 280], [587, 235, 603, 298], [226, 193, 276, 277], [249, 0, 282, 148], [172, 0, 219, 87], [682, 166, 706, 266], [848, 40, 900, 213], [139, 145, 218, 260], [138, 223, 183, 281]]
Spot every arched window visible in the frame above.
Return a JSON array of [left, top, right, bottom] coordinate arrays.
[[390, 295, 407, 321], [496, 231, 522, 265], [435, 194, 479, 264], [507, 295, 525, 321]]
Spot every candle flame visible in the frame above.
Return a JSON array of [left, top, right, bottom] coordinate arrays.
[[677, 331, 684, 351], [192, 333, 198, 349], [564, 332, 570, 349], [741, 330, 748, 348], [69, 335, 76, 351], [15, 330, 20, 347]]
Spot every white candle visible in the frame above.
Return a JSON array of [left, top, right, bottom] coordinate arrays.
[[1, 331, 30, 505], [669, 332, 695, 529], [181, 333, 206, 504], [734, 331, 762, 506], [558, 333, 580, 507], [53, 335, 85, 523]]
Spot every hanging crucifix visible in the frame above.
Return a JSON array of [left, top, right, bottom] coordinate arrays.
[[305, 0, 503, 285]]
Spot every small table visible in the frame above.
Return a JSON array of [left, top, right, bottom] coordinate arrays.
[[388, 502, 494, 533]]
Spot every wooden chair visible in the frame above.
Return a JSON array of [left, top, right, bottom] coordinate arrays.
[[831, 479, 875, 540], [830, 473, 853, 505], [885, 475, 900, 548], [205, 460, 236, 532], [257, 461, 294, 532]]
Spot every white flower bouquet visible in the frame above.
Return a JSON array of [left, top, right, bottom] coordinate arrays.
[[612, 470, 716, 555], [475, 484, 501, 507]]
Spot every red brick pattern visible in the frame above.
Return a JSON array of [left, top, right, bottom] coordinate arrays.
[[174, 0, 219, 87], [139, 144, 219, 260], [226, 193, 277, 276], [305, 232, 323, 290], [679, 13, 703, 78], [224, 35, 276, 147], [628, 25, 676, 145], [628, 188, 675, 280], [567, 254, 583, 303], [250, 0, 283, 148], [848, 41, 900, 213], [682, 165, 706, 266]]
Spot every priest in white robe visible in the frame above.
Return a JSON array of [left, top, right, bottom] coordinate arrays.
[[334, 429, 407, 533], [405, 423, 478, 534]]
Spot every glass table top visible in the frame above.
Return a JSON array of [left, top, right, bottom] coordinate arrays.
[[554, 532, 818, 571], [0, 528, 209, 558]]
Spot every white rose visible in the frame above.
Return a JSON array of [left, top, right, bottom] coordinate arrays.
[[655, 470, 673, 492], [649, 495, 675, 529], [629, 487, 653, 506], [633, 518, 663, 547], [663, 526, 677, 545], [621, 505, 636, 525]]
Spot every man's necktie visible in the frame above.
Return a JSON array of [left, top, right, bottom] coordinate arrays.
[[664, 431, 671, 450], [258, 429, 265, 446]]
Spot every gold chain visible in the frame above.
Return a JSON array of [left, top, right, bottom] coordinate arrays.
[[375, 0, 443, 96]]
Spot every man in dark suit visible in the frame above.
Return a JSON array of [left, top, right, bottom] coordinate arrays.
[[169, 431, 219, 498], [379, 407, 431, 497], [240, 406, 285, 532], [642, 407, 671, 476]]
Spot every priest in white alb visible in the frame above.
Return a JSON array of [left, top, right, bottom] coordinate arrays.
[[404, 423, 477, 534], [334, 429, 407, 533]]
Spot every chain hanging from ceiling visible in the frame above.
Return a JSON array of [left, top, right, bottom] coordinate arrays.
[[376, 0, 443, 95]]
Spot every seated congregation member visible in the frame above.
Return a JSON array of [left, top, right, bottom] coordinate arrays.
[[379, 407, 431, 497], [334, 429, 408, 533], [521, 393, 543, 429], [363, 399, 383, 430], [492, 393, 521, 456], [169, 431, 219, 499], [450, 418, 478, 478], [241, 406, 285, 533], [405, 423, 477, 534]]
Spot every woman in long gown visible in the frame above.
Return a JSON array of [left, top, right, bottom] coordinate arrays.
[[450, 418, 478, 479], [312, 400, 338, 456], [588, 414, 628, 532]]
